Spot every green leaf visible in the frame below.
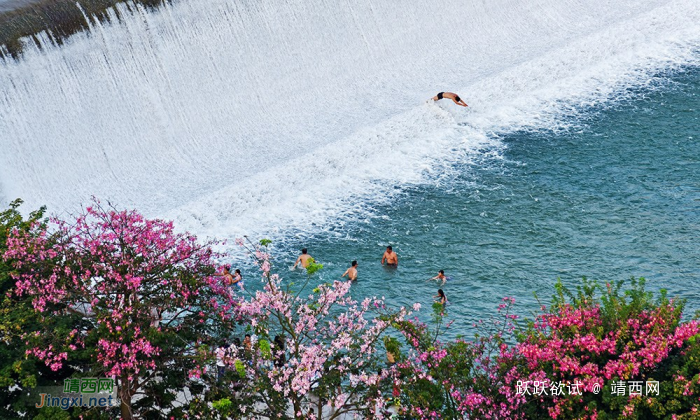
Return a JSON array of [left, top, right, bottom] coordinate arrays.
[[306, 258, 323, 276]]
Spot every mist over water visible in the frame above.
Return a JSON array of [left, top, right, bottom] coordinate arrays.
[[1, 0, 699, 245]]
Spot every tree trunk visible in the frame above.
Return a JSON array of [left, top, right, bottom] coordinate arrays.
[[119, 374, 133, 420], [293, 398, 303, 419]]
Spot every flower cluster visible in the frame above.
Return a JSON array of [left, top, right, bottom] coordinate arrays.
[[4, 200, 233, 419], [216, 240, 411, 419], [393, 280, 700, 419]]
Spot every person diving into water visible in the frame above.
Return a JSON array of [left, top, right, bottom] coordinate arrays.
[[432, 92, 468, 107]]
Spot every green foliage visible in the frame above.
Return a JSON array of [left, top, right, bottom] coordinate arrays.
[[212, 397, 232, 411], [259, 239, 272, 247], [234, 360, 246, 379], [550, 277, 682, 338], [401, 377, 445, 413], [0, 199, 73, 419], [552, 277, 665, 315], [305, 258, 323, 276], [384, 336, 401, 358], [393, 319, 432, 352], [431, 301, 445, 317], [31, 406, 72, 420], [258, 339, 272, 359]]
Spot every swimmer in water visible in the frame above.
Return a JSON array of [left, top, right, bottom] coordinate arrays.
[[232, 269, 243, 289], [430, 270, 448, 285], [293, 248, 314, 269], [432, 91, 468, 107], [434, 289, 447, 305], [216, 266, 243, 291], [381, 246, 398, 267], [216, 265, 235, 284], [342, 260, 358, 281]]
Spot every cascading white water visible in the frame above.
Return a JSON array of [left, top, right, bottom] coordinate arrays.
[[1, 0, 699, 240]]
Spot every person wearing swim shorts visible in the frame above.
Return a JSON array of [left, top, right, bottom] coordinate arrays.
[[432, 91, 468, 107], [381, 246, 398, 267]]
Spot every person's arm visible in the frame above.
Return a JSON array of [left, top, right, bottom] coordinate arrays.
[[381, 253, 387, 265], [341, 269, 349, 278], [293, 256, 301, 268]]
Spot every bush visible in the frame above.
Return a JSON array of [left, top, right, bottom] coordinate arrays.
[[394, 279, 700, 419]]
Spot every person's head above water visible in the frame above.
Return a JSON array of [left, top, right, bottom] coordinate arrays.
[[352, 260, 358, 267], [386, 246, 392, 251], [439, 270, 444, 275], [235, 269, 242, 275], [438, 289, 445, 298], [301, 248, 307, 254]]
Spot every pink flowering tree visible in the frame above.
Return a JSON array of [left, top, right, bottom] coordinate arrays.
[[513, 278, 700, 419], [5, 200, 237, 420], [197, 239, 412, 420], [392, 278, 700, 419]]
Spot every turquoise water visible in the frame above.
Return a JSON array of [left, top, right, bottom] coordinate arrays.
[[271, 67, 699, 336]]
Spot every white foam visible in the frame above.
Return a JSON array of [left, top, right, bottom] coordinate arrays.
[[0, 0, 698, 242]]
